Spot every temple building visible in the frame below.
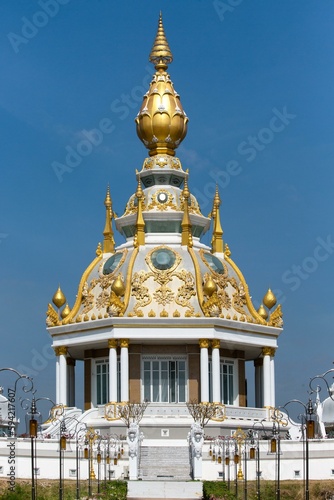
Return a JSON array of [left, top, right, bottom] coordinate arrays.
[[46, 14, 283, 449]]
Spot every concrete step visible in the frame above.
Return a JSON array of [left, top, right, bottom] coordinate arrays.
[[127, 480, 203, 499], [139, 446, 191, 481]]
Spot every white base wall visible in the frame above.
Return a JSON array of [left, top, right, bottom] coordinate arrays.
[[0, 437, 334, 482]]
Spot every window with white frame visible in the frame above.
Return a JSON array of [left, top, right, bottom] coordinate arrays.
[[221, 361, 234, 404], [143, 357, 186, 403], [209, 359, 235, 405], [95, 358, 120, 405], [96, 360, 109, 405]]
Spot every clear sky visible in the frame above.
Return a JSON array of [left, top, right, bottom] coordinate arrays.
[[1, 1, 334, 422]]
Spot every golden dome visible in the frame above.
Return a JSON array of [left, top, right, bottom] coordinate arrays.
[[52, 286, 66, 309], [61, 303, 71, 319], [263, 288, 277, 309], [257, 304, 268, 320], [135, 14, 188, 156]]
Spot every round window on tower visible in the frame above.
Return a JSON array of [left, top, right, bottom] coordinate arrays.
[[151, 248, 176, 270], [103, 253, 123, 275], [157, 191, 168, 204], [203, 253, 226, 275]]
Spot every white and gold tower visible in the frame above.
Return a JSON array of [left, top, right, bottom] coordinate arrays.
[[46, 14, 283, 436]]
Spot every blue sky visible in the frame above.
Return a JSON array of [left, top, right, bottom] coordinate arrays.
[[0, 1, 334, 421]]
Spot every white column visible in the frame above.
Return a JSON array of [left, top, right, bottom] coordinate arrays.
[[199, 339, 209, 403], [211, 339, 221, 403], [262, 347, 272, 408], [120, 339, 129, 402], [108, 339, 118, 402], [55, 351, 60, 405], [254, 358, 263, 408], [57, 346, 68, 406], [270, 350, 276, 407]]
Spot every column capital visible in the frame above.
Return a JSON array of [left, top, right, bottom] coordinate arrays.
[[262, 347, 275, 357], [199, 338, 210, 349], [120, 339, 129, 348], [108, 339, 118, 349], [54, 346, 68, 356], [211, 339, 220, 349]]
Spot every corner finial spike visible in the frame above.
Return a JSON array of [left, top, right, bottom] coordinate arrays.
[[104, 184, 111, 208], [103, 185, 115, 253], [149, 12, 173, 70], [135, 178, 145, 247], [181, 176, 193, 247], [212, 185, 223, 254]]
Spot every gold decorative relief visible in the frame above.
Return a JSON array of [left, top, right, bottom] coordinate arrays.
[[232, 282, 247, 316], [202, 292, 221, 317], [81, 282, 95, 315], [156, 157, 168, 168], [46, 303, 60, 327], [143, 158, 154, 170], [108, 291, 126, 317], [268, 305, 283, 328], [174, 269, 196, 316], [147, 189, 178, 211], [123, 193, 147, 216], [179, 193, 202, 215], [95, 289, 110, 310], [153, 285, 174, 306], [131, 271, 152, 307]]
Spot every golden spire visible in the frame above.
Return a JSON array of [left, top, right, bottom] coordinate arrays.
[[181, 177, 193, 247], [61, 303, 71, 319], [135, 179, 145, 247], [103, 185, 115, 253], [149, 12, 173, 70], [52, 286, 66, 309], [257, 304, 268, 320], [263, 288, 277, 309], [135, 13, 188, 156], [212, 186, 223, 254]]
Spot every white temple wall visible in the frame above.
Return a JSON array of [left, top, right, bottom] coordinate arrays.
[[0, 437, 334, 481]]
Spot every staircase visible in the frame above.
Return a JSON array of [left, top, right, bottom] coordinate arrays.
[[139, 446, 192, 481]]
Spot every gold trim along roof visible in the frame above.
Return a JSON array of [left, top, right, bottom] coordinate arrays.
[[46, 244, 282, 329]]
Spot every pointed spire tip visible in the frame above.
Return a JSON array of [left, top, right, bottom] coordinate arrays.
[[149, 13, 173, 70]]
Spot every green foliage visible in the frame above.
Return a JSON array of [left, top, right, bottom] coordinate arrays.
[[0, 480, 128, 500], [103, 480, 127, 500], [1, 484, 30, 500], [203, 481, 236, 500]]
